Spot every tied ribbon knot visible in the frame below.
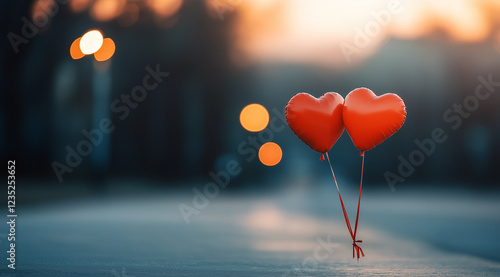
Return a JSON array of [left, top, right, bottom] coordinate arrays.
[[352, 240, 364, 259], [324, 152, 366, 260]]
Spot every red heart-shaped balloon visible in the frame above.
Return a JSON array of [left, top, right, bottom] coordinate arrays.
[[343, 88, 406, 152], [286, 92, 345, 153]]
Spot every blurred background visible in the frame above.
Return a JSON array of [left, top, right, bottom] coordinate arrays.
[[3, 0, 500, 187], [2, 0, 500, 275]]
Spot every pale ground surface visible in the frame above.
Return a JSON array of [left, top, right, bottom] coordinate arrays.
[[2, 182, 500, 276]]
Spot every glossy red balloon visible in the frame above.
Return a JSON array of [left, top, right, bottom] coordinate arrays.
[[286, 92, 345, 153], [343, 87, 406, 152]]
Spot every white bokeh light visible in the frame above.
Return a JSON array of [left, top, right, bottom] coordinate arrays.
[[79, 30, 104, 55]]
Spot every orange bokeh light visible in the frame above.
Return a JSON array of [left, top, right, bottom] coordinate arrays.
[[94, 38, 116, 61], [258, 142, 282, 166], [70, 37, 85, 59], [69, 0, 91, 13], [90, 0, 126, 21], [31, 0, 56, 21], [147, 0, 183, 18], [240, 104, 269, 132], [70, 30, 115, 62], [118, 3, 140, 27]]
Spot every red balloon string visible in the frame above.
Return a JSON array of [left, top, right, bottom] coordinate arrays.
[[353, 152, 365, 251], [324, 152, 365, 260]]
